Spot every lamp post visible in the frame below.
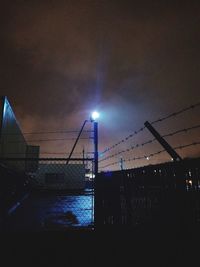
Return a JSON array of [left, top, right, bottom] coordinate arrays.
[[66, 111, 99, 177], [90, 111, 99, 229], [66, 119, 88, 164], [93, 120, 98, 177], [90, 111, 99, 178]]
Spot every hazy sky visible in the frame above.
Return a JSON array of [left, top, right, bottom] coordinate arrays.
[[0, 1, 200, 169]]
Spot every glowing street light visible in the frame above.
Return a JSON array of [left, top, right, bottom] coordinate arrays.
[[91, 112, 99, 176], [91, 111, 100, 121], [67, 111, 99, 177]]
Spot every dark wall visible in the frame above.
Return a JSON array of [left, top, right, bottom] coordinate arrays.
[[0, 96, 27, 171]]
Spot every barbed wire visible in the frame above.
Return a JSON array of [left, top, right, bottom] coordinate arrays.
[[100, 126, 146, 155], [100, 141, 200, 170], [100, 101, 200, 156], [162, 124, 200, 138], [151, 102, 200, 125], [99, 124, 200, 163], [99, 139, 155, 163]]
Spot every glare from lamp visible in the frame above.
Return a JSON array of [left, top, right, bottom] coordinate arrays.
[[91, 111, 100, 121]]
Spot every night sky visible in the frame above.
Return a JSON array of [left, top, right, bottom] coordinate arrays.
[[0, 1, 200, 170]]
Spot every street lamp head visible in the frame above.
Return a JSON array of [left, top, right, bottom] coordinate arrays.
[[91, 111, 100, 121]]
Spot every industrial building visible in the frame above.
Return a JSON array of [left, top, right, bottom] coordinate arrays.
[[0, 96, 39, 172], [0, 96, 86, 191]]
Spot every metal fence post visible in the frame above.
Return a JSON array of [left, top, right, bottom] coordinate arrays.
[[93, 121, 99, 229], [94, 121, 98, 177]]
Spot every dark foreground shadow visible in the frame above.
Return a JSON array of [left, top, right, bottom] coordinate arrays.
[[1, 222, 199, 267]]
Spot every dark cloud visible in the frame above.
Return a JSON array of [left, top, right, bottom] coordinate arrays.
[[0, 1, 200, 163]]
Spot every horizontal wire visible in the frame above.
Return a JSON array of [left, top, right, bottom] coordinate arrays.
[[0, 152, 82, 155], [162, 124, 200, 138], [100, 101, 200, 155], [0, 157, 94, 161], [1, 130, 93, 135], [40, 152, 82, 155], [100, 126, 146, 155], [99, 123, 200, 162], [151, 102, 200, 125], [3, 137, 91, 143], [100, 141, 200, 170]]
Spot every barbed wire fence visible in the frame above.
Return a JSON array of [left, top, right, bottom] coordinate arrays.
[[0, 121, 97, 230], [96, 102, 200, 228], [99, 102, 200, 171], [1, 101, 200, 230]]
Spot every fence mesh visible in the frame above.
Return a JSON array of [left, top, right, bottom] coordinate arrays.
[[0, 157, 94, 231], [2, 156, 200, 231], [95, 157, 200, 229]]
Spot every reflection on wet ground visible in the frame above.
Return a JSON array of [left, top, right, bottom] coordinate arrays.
[[4, 189, 94, 231]]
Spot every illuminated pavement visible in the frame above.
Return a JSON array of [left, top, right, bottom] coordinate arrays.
[[4, 189, 94, 231]]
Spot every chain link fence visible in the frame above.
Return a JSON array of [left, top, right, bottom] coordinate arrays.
[[95, 157, 200, 229], [0, 157, 94, 231]]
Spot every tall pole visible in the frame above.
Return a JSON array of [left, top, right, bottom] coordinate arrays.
[[66, 119, 88, 164], [93, 120, 98, 229], [94, 121, 98, 176]]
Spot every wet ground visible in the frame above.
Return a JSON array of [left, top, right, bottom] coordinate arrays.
[[3, 189, 94, 231]]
